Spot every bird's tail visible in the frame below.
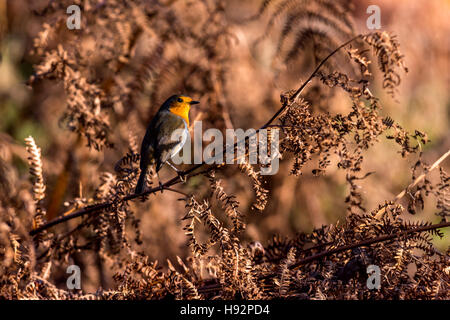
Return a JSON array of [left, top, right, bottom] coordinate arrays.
[[135, 167, 147, 194]]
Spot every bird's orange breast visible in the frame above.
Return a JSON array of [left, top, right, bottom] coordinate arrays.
[[169, 105, 190, 126]]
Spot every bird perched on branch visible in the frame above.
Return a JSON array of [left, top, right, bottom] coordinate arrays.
[[135, 95, 199, 194]]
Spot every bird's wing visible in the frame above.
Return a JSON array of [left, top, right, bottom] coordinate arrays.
[[139, 114, 159, 170], [153, 114, 187, 171]]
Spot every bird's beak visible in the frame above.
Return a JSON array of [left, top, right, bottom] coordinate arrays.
[[190, 100, 200, 105]]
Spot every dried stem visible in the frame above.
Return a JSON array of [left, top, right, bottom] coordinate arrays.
[[375, 148, 450, 219], [289, 221, 450, 270]]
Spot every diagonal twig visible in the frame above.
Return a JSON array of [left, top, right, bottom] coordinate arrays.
[[374, 148, 450, 219], [289, 221, 450, 270]]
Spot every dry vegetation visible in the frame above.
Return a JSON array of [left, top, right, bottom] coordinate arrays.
[[0, 0, 449, 299]]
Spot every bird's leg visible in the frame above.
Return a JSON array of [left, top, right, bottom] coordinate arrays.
[[166, 161, 186, 182]]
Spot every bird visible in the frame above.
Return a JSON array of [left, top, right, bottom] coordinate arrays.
[[135, 94, 199, 194]]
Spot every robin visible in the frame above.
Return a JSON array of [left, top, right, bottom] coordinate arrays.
[[135, 94, 199, 194]]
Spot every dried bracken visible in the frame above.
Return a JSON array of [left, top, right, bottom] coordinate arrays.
[[0, 0, 448, 300], [238, 161, 269, 211], [363, 32, 408, 98], [24, 136, 47, 243]]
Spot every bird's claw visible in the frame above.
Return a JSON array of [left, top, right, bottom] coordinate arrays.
[[177, 171, 186, 183]]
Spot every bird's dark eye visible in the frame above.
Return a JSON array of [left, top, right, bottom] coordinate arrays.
[[177, 97, 183, 103]]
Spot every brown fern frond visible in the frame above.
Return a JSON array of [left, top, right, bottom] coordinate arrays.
[[238, 161, 269, 211], [114, 152, 140, 174], [363, 31, 408, 98], [25, 136, 46, 203], [208, 171, 245, 233], [254, 0, 355, 78], [25, 136, 47, 235]]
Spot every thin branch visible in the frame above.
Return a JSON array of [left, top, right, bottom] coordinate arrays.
[[395, 148, 450, 201], [375, 148, 450, 219], [290, 221, 450, 270], [261, 34, 363, 129], [29, 184, 187, 236]]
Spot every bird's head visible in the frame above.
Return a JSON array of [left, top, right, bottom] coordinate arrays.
[[164, 95, 199, 126]]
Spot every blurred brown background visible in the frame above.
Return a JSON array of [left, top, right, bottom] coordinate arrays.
[[0, 0, 449, 291]]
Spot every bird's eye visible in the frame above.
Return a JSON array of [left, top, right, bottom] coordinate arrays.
[[177, 97, 183, 103]]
